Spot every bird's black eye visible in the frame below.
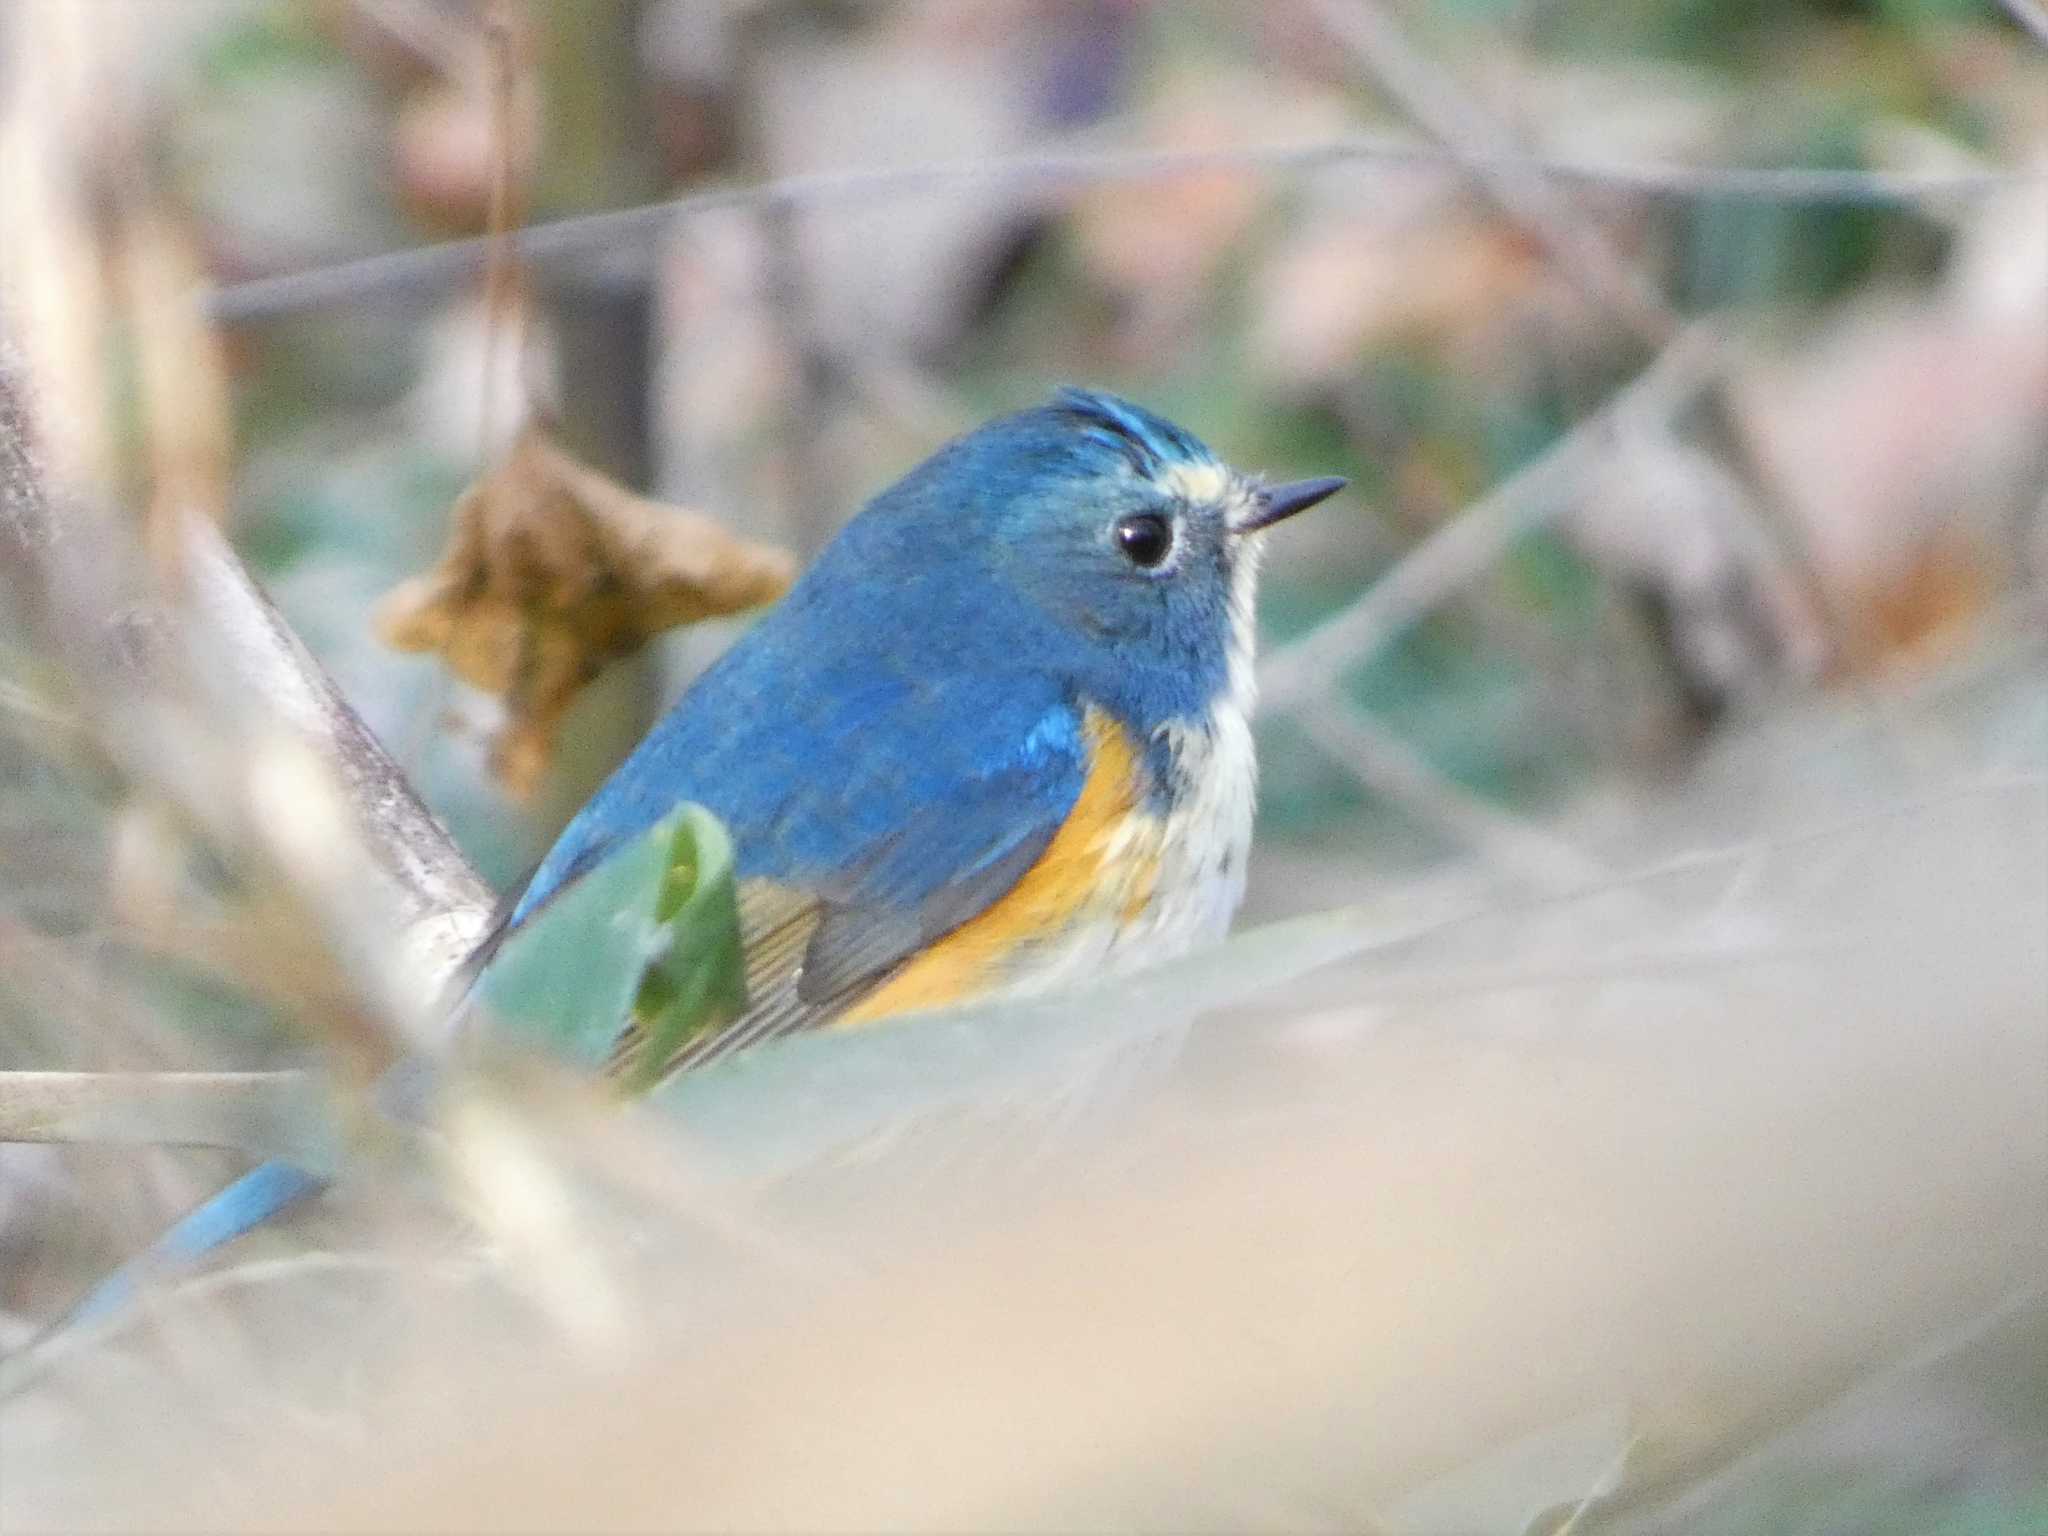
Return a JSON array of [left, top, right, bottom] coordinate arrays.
[[1114, 512, 1174, 569]]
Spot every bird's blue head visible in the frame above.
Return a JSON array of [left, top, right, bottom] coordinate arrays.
[[809, 388, 1345, 735]]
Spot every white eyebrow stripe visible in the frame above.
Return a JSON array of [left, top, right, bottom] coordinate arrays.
[[1156, 462, 1231, 505]]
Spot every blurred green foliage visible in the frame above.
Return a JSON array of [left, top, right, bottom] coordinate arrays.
[[176, 0, 2043, 892]]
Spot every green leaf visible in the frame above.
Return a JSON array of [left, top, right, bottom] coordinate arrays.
[[618, 805, 746, 1092], [475, 804, 746, 1090]]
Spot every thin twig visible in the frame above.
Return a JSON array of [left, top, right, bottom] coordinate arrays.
[[4, 330, 497, 1008], [0, 342, 56, 619], [392, 0, 529, 777], [1547, 1430, 1645, 1535], [352, 0, 481, 84], [1291, 702, 1612, 892], [1303, 0, 1847, 673], [1304, 0, 1676, 344], [1259, 324, 1724, 712], [0, 1070, 324, 1156], [758, 199, 837, 554], [202, 137, 2045, 326], [1299, 934, 1884, 1006], [477, 0, 530, 463], [0, 677, 75, 731], [0, 1249, 472, 1400], [178, 513, 498, 998], [1593, 1280, 2048, 1528]]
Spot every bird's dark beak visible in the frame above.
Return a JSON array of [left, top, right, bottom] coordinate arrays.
[[1238, 476, 1347, 535]]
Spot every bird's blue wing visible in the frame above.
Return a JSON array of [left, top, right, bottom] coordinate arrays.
[[500, 626, 1091, 1073]]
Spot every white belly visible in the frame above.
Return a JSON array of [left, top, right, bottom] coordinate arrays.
[[984, 695, 1260, 1003]]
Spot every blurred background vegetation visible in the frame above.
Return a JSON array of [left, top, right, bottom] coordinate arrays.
[[7, 0, 2030, 894], [1, 0, 2045, 1530]]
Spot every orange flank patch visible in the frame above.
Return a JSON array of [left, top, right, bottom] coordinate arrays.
[[838, 708, 1157, 1024]]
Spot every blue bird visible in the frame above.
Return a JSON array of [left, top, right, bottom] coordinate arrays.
[[500, 387, 1344, 1073], [50, 390, 1340, 1328]]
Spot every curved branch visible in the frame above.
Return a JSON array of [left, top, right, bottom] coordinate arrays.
[[0, 341, 494, 999]]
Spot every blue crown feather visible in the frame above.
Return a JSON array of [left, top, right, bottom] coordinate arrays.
[[1049, 387, 1217, 480]]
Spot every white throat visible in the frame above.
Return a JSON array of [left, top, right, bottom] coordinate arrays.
[[1146, 528, 1263, 951]]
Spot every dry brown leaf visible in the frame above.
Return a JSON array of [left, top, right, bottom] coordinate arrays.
[[376, 427, 796, 798]]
